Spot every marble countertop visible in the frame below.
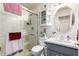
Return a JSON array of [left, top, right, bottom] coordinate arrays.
[[45, 38, 79, 49]]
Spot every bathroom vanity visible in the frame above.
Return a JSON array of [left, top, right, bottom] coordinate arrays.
[[45, 4, 79, 56], [45, 38, 78, 56]]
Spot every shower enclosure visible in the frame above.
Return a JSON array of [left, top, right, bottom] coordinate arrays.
[[22, 8, 39, 54]]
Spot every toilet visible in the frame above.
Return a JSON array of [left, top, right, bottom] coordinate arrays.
[[31, 37, 46, 56]]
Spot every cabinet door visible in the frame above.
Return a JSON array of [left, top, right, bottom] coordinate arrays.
[[47, 50, 64, 56], [46, 43, 78, 56], [41, 10, 46, 24]]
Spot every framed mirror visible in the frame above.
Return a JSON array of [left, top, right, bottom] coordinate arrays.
[[54, 6, 75, 33]]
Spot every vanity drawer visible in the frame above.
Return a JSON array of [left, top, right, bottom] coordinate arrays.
[[47, 50, 64, 56], [46, 43, 78, 56]]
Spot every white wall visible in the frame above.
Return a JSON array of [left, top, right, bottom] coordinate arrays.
[[51, 4, 79, 40], [0, 3, 30, 55]]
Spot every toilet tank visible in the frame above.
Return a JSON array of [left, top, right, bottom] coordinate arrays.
[[39, 37, 46, 46]]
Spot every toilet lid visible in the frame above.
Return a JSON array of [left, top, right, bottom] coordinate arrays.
[[32, 45, 44, 52]]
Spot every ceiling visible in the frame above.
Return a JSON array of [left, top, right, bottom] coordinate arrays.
[[21, 3, 44, 10]]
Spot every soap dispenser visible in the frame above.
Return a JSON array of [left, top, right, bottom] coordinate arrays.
[[67, 35, 70, 41]]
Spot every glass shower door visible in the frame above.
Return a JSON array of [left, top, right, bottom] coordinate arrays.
[[28, 13, 38, 50], [23, 12, 38, 51]]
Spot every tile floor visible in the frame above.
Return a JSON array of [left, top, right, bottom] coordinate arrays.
[[14, 49, 32, 56]]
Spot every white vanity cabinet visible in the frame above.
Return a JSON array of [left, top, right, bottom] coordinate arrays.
[[40, 5, 52, 26], [45, 42, 78, 56]]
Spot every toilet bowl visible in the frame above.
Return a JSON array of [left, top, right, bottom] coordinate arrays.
[[31, 37, 46, 56], [31, 45, 44, 56]]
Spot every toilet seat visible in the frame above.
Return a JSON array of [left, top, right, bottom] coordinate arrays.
[[32, 45, 44, 52]]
